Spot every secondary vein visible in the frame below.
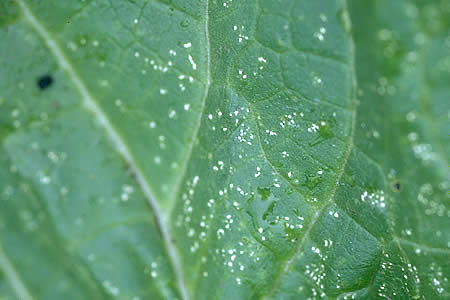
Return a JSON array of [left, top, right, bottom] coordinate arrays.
[[14, 0, 189, 299], [169, 0, 211, 211], [260, 3, 359, 298], [0, 243, 34, 300]]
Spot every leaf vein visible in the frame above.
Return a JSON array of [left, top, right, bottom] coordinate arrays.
[[14, 1, 190, 299]]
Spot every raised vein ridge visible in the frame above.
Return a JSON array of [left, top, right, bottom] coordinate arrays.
[[0, 244, 34, 300], [169, 0, 211, 214], [260, 5, 359, 299], [14, 0, 189, 299]]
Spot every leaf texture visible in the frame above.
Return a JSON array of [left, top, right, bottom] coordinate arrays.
[[0, 0, 448, 299]]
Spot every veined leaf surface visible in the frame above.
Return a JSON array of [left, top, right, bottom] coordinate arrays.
[[0, 0, 448, 299]]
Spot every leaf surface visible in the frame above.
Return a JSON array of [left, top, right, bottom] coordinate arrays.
[[0, 0, 448, 299]]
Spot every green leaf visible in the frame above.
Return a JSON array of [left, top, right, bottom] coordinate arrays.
[[0, 0, 448, 299]]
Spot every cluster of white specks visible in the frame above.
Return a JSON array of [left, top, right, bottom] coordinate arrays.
[[314, 27, 327, 41], [280, 112, 302, 129], [222, 0, 233, 7], [142, 56, 171, 73], [273, 179, 281, 188], [402, 228, 413, 236], [212, 160, 225, 171], [360, 190, 386, 209], [307, 120, 327, 133], [313, 75, 323, 86], [417, 183, 447, 217], [256, 227, 266, 241], [151, 262, 158, 278], [176, 176, 213, 252], [341, 293, 357, 300], [254, 167, 261, 177], [221, 212, 234, 229], [377, 250, 422, 298], [169, 49, 177, 56], [376, 76, 397, 95], [182, 176, 199, 218], [215, 242, 249, 283], [103, 280, 120, 296], [429, 263, 446, 294], [157, 135, 166, 149], [47, 151, 63, 164], [323, 239, 333, 247], [265, 129, 277, 136], [236, 125, 254, 145], [232, 25, 249, 42], [407, 263, 420, 286], [307, 123, 320, 133], [206, 109, 231, 132], [412, 143, 437, 162], [276, 215, 305, 234], [231, 184, 249, 197], [217, 228, 225, 239], [188, 54, 197, 70], [120, 184, 133, 201], [238, 69, 247, 79], [10, 108, 21, 128], [304, 259, 328, 297], [328, 210, 339, 218], [178, 74, 194, 92]]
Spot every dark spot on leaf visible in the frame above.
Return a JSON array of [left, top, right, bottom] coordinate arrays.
[[263, 201, 275, 220], [257, 187, 271, 201], [302, 173, 321, 190], [391, 181, 401, 192], [180, 20, 189, 28], [37, 74, 53, 90]]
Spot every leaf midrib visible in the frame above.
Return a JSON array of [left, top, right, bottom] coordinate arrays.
[[13, 0, 191, 299], [168, 0, 212, 214]]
